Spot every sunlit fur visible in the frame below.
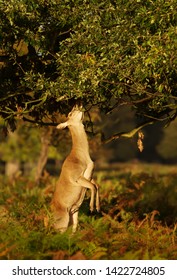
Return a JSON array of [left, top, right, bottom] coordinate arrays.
[[51, 105, 100, 233]]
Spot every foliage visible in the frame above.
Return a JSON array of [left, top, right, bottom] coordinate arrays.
[[0, 120, 40, 163], [0, 0, 177, 129], [0, 163, 176, 260]]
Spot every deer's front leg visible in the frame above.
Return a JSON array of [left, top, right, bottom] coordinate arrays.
[[70, 210, 79, 233], [91, 178, 100, 212], [77, 176, 97, 212], [83, 161, 94, 180]]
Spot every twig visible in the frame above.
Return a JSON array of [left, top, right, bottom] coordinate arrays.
[[22, 117, 58, 127], [103, 121, 154, 144]]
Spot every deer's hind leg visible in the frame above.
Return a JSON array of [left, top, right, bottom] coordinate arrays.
[[52, 208, 70, 233], [69, 210, 79, 233], [69, 188, 86, 233]]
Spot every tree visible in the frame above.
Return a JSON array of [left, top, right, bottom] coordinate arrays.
[[0, 0, 177, 133]]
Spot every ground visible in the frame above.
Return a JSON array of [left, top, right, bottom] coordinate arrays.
[[0, 162, 177, 260]]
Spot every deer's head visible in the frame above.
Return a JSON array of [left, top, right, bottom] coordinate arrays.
[[57, 105, 84, 129]]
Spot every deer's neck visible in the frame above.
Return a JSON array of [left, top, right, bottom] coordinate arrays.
[[69, 123, 90, 156]]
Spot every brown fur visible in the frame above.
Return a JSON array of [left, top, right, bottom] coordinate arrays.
[[51, 106, 100, 232]]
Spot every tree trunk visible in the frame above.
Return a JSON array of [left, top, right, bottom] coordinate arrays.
[[35, 127, 52, 183]]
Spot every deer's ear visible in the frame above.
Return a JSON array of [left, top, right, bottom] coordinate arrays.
[[57, 122, 68, 130]]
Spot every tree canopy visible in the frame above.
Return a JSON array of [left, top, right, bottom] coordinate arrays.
[[0, 0, 177, 130]]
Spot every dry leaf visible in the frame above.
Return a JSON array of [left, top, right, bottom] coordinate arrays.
[[137, 131, 144, 152], [70, 251, 87, 260]]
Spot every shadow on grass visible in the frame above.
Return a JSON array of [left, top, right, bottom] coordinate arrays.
[[101, 172, 177, 226]]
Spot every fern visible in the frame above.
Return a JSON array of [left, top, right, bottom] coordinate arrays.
[[0, 164, 177, 259]]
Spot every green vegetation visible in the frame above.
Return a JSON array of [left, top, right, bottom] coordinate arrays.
[[1, 0, 177, 130], [0, 163, 176, 260], [1, 0, 177, 261]]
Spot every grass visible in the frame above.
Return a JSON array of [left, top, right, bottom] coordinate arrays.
[[0, 162, 177, 260]]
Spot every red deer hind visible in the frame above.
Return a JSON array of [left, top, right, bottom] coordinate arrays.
[[51, 105, 100, 232]]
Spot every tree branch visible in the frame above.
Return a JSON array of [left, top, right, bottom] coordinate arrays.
[[103, 121, 154, 144], [22, 117, 58, 127]]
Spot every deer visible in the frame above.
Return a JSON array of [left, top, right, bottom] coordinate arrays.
[[51, 105, 100, 233]]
